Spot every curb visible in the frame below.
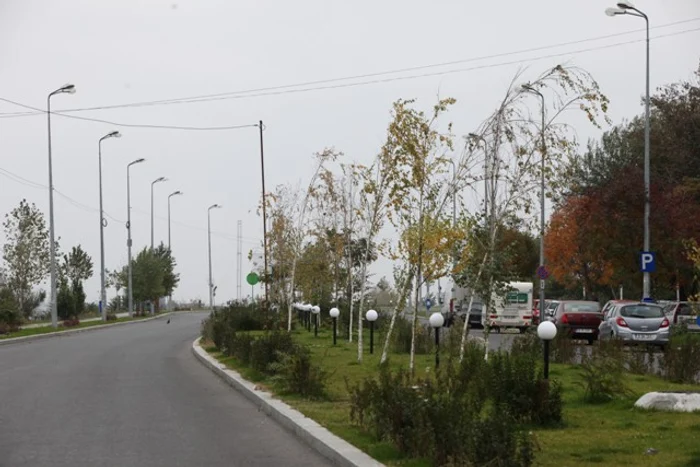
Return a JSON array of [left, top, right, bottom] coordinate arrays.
[[191, 337, 384, 467], [0, 313, 173, 346]]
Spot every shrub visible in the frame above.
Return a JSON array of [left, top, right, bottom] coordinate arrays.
[[577, 348, 633, 403], [511, 331, 542, 360], [106, 313, 118, 322], [550, 334, 577, 364], [269, 345, 329, 399], [391, 316, 431, 354], [249, 331, 295, 375], [663, 330, 700, 384], [347, 359, 537, 466], [624, 345, 657, 376], [61, 318, 80, 327]]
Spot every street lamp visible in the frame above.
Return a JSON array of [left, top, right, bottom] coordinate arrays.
[[47, 84, 76, 328], [330, 307, 340, 345], [537, 321, 557, 379], [312, 305, 320, 337], [522, 83, 547, 326], [167, 191, 183, 250], [366, 309, 378, 354], [429, 312, 445, 369], [305, 304, 312, 331], [98, 130, 121, 322], [150, 177, 168, 249], [126, 158, 145, 318], [207, 204, 222, 310], [606, 0, 651, 299]]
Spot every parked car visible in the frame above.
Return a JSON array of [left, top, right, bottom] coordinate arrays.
[[543, 300, 559, 321], [550, 300, 602, 344], [663, 301, 699, 325], [532, 299, 550, 325], [601, 299, 636, 320], [599, 302, 670, 347]]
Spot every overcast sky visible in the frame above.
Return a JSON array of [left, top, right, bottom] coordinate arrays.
[[0, 0, 698, 305]]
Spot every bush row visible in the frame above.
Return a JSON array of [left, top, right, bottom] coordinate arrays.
[[202, 310, 328, 399], [347, 340, 562, 466]]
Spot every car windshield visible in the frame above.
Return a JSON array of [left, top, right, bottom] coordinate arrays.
[[565, 303, 599, 313], [620, 305, 664, 318]]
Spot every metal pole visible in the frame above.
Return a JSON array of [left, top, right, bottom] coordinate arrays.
[[47, 94, 58, 328], [208, 208, 213, 310], [369, 321, 374, 354], [259, 121, 270, 308], [537, 91, 547, 336], [314, 314, 318, 337], [151, 182, 155, 250], [98, 138, 106, 322], [127, 165, 134, 318], [168, 195, 172, 250], [333, 317, 337, 345], [642, 14, 651, 300], [543, 340, 550, 380], [434, 326, 440, 369]]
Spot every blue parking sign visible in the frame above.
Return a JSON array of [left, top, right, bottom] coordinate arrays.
[[640, 251, 656, 273]]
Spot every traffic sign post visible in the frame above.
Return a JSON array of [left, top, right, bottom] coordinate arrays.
[[640, 252, 656, 273], [536, 265, 550, 280]]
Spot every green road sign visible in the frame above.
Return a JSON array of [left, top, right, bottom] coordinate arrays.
[[246, 272, 260, 286]]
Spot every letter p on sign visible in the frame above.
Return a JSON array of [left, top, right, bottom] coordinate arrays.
[[640, 252, 656, 273]]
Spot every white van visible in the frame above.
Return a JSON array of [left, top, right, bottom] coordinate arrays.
[[487, 281, 533, 333]]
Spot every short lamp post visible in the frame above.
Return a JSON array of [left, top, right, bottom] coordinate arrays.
[[330, 307, 340, 345], [537, 321, 557, 380], [305, 304, 312, 331], [366, 309, 378, 354], [312, 305, 320, 337], [429, 312, 445, 369]]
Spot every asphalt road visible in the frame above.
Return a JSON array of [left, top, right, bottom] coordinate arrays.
[[0, 312, 330, 467]]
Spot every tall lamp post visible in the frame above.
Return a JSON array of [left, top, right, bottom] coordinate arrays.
[[606, 0, 651, 299], [312, 305, 320, 337], [98, 131, 121, 322], [150, 177, 168, 249], [330, 307, 340, 345], [537, 321, 557, 380], [207, 204, 222, 310], [167, 190, 182, 311], [522, 83, 547, 325], [167, 190, 183, 250], [47, 84, 76, 328], [429, 312, 445, 369], [366, 309, 378, 354], [126, 158, 146, 318]]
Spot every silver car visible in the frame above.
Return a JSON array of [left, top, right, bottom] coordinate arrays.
[[599, 302, 670, 346]]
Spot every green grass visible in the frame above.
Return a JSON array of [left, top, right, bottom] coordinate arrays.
[[205, 326, 700, 467], [1, 314, 158, 339]]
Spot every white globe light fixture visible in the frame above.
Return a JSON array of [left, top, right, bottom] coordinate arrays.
[[537, 321, 557, 341], [429, 312, 445, 329], [311, 305, 321, 336], [429, 312, 445, 368], [329, 307, 340, 345], [312, 305, 320, 314], [365, 310, 378, 354], [537, 320, 558, 379]]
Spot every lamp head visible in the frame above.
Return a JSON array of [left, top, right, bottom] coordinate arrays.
[[537, 320, 557, 340], [605, 6, 626, 16], [329, 307, 340, 318], [616, 0, 634, 9], [60, 84, 76, 94], [312, 306, 320, 315], [365, 309, 378, 322], [429, 312, 445, 328], [170, 190, 182, 197]]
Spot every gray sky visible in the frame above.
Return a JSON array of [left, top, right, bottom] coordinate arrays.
[[1, 0, 698, 304]]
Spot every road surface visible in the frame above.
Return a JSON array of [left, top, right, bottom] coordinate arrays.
[[0, 312, 330, 467]]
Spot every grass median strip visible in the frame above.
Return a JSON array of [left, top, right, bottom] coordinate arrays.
[[204, 327, 700, 467], [1, 314, 158, 340]]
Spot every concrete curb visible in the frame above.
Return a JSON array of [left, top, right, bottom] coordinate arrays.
[[191, 337, 384, 467], [0, 313, 173, 346]]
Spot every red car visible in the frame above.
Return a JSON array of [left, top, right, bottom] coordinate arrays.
[[550, 300, 603, 344], [532, 299, 549, 325]]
